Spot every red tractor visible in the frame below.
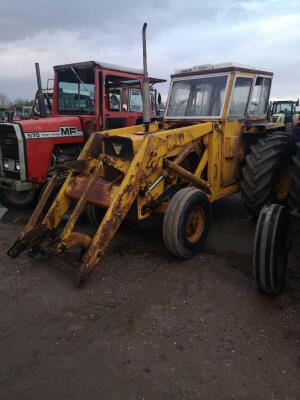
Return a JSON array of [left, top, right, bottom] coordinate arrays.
[[0, 61, 164, 208]]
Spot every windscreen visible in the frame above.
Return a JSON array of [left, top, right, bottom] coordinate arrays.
[[166, 75, 228, 118], [272, 102, 293, 114], [57, 67, 95, 114]]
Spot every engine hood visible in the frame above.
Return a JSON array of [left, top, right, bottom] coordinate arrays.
[[18, 115, 83, 139]]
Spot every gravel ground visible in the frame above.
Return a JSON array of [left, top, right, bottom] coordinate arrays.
[[0, 194, 299, 400]]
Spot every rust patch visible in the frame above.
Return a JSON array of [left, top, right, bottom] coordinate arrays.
[[59, 232, 92, 251], [64, 160, 88, 172], [65, 176, 114, 208]]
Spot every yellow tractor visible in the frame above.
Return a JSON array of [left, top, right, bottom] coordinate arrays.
[[8, 24, 290, 284]]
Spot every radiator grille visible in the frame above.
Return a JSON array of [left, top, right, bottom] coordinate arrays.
[[0, 124, 19, 160], [0, 124, 21, 179]]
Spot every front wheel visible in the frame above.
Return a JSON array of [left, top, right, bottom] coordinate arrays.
[[0, 188, 39, 209], [163, 187, 211, 258], [253, 204, 290, 295]]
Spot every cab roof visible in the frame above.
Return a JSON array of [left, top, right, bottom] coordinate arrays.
[[172, 62, 273, 78], [54, 61, 166, 83]]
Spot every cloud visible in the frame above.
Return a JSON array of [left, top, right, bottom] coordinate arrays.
[[0, 0, 299, 100]]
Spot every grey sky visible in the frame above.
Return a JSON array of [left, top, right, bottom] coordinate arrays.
[[0, 0, 299, 101]]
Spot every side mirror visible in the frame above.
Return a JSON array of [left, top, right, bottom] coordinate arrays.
[[157, 93, 162, 105], [296, 99, 299, 107]]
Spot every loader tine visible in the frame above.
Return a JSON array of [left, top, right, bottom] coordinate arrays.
[[7, 224, 57, 258], [24, 174, 58, 234]]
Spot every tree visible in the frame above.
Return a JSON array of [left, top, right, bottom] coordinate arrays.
[[0, 93, 9, 108]]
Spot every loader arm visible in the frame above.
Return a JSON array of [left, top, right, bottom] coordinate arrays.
[[7, 117, 214, 284], [76, 135, 165, 283], [7, 130, 167, 284]]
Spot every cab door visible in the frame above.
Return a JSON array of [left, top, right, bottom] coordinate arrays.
[[221, 75, 253, 187], [102, 73, 147, 130], [102, 73, 127, 130]]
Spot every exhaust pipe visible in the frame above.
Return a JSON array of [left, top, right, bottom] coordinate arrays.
[[35, 62, 47, 118], [142, 23, 151, 132]]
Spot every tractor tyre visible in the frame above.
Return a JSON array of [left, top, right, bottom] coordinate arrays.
[[286, 122, 294, 134], [163, 187, 211, 258], [253, 204, 290, 295], [289, 142, 300, 210], [0, 188, 39, 210], [85, 203, 105, 226], [241, 132, 292, 216]]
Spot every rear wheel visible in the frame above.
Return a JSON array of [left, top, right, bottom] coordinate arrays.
[[0, 188, 39, 209], [241, 132, 292, 216], [163, 187, 211, 258], [253, 204, 290, 294], [288, 142, 300, 210]]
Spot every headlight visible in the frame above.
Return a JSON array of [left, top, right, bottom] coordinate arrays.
[[3, 160, 9, 169], [15, 161, 20, 171]]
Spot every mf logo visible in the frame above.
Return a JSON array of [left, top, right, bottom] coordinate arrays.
[[60, 127, 77, 136]]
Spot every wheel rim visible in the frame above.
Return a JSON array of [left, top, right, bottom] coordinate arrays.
[[185, 205, 205, 244], [3, 189, 36, 205]]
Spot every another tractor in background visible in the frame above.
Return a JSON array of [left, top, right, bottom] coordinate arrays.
[[269, 99, 299, 132], [0, 61, 164, 209]]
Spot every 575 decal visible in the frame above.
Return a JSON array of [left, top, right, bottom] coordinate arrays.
[[24, 127, 83, 139], [25, 132, 41, 139]]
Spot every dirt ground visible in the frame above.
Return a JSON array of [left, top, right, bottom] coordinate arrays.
[[0, 194, 299, 400]]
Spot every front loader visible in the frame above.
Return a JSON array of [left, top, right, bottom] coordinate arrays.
[[8, 24, 290, 285]]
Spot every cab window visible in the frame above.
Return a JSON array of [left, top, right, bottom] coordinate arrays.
[[109, 89, 121, 111], [57, 67, 95, 114], [166, 75, 228, 118], [248, 76, 272, 115], [129, 90, 143, 112], [228, 77, 253, 118]]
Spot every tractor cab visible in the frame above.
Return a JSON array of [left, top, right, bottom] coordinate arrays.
[[52, 61, 165, 132], [270, 99, 299, 125], [165, 63, 273, 123]]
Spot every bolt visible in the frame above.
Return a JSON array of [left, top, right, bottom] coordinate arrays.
[[59, 242, 66, 252]]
